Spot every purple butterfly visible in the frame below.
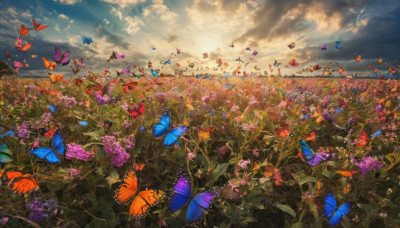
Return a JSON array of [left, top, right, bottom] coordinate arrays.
[[116, 51, 125, 59], [321, 45, 327, 51], [252, 50, 258, 56], [54, 46, 70, 65], [121, 67, 131, 76]]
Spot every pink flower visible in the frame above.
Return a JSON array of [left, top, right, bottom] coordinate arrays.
[[238, 159, 251, 169], [66, 144, 94, 161], [201, 95, 210, 103], [231, 104, 239, 112], [68, 168, 80, 176], [188, 149, 196, 161], [252, 149, 259, 157]]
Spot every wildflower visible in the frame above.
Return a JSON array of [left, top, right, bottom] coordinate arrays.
[[231, 104, 239, 112], [103, 136, 130, 167], [26, 198, 58, 222], [26, 198, 44, 212], [123, 134, 135, 150], [188, 149, 196, 161], [218, 146, 230, 159], [156, 92, 166, 103], [351, 156, 384, 177], [68, 168, 80, 176], [252, 149, 259, 157], [242, 123, 256, 131], [95, 94, 109, 105], [238, 159, 251, 169], [123, 121, 130, 128], [201, 95, 210, 103], [16, 121, 30, 138], [0, 217, 9, 224], [33, 138, 42, 148], [41, 113, 51, 123], [158, 214, 168, 227], [248, 96, 258, 105], [66, 143, 94, 161]]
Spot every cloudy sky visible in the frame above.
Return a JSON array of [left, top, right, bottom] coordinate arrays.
[[0, 0, 399, 78]]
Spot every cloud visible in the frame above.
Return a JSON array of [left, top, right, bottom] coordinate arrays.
[[103, 18, 110, 24], [21, 11, 32, 18], [111, 7, 122, 20], [56, 0, 82, 5], [166, 35, 177, 43], [100, 0, 146, 8], [58, 14, 69, 20], [6, 8, 17, 17], [94, 25, 130, 49], [124, 16, 144, 34], [143, 1, 177, 21]]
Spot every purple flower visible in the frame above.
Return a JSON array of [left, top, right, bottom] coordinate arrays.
[[56, 94, 77, 108], [103, 136, 130, 167], [238, 159, 251, 169], [123, 134, 135, 150], [28, 212, 48, 222], [26, 198, 44, 212], [308, 152, 336, 166], [66, 143, 94, 161], [375, 104, 384, 112], [351, 156, 384, 177], [0, 217, 9, 224], [95, 94, 109, 105], [156, 92, 166, 103], [44, 200, 58, 215], [41, 113, 52, 123], [201, 95, 210, 103], [16, 121, 30, 138], [68, 168, 80, 176], [123, 121, 130, 128]]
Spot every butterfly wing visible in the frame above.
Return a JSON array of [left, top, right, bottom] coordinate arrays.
[[30, 147, 52, 160], [170, 173, 191, 212], [114, 169, 138, 204], [129, 189, 165, 219], [53, 132, 65, 155], [164, 126, 188, 146], [19, 24, 30, 36], [48, 104, 57, 113], [54, 47, 62, 63], [324, 192, 337, 219], [0, 143, 12, 164], [33, 19, 49, 31], [299, 140, 315, 161], [9, 175, 39, 194], [186, 191, 216, 223], [15, 36, 23, 49], [61, 50, 70, 65], [153, 113, 171, 137], [21, 43, 32, 53], [329, 203, 350, 226]]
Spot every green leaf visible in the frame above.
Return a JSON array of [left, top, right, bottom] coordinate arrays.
[[275, 203, 296, 217], [289, 222, 304, 228], [298, 175, 317, 185], [105, 169, 120, 189], [52, 167, 68, 177], [212, 163, 229, 182]]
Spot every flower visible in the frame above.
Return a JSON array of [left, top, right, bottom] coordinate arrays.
[[351, 156, 384, 177], [252, 149, 259, 157], [29, 213, 49, 222], [16, 121, 30, 138], [231, 104, 239, 112], [0, 217, 9, 224], [33, 138, 42, 148], [95, 94, 109, 105], [123, 134, 135, 150], [238, 159, 251, 169], [248, 96, 258, 105], [66, 143, 94, 161], [103, 136, 130, 167], [26, 198, 58, 222], [26, 198, 44, 212], [68, 168, 80, 176], [201, 95, 210, 103], [156, 92, 166, 103], [123, 121, 130, 128], [188, 149, 196, 161]]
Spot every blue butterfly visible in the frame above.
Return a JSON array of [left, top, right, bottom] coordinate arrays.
[[195, 74, 201, 79], [151, 69, 159, 77], [164, 59, 171, 65], [30, 131, 65, 164], [83, 37, 92, 44], [48, 104, 57, 113], [299, 140, 329, 166], [274, 60, 280, 67], [79, 121, 88, 126], [324, 191, 351, 226], [153, 112, 187, 147], [0, 131, 15, 138], [224, 73, 229, 79], [371, 130, 383, 138], [169, 170, 218, 224]]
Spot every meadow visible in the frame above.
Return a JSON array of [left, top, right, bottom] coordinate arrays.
[[0, 75, 399, 228]]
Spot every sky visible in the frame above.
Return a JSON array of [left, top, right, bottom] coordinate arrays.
[[0, 0, 399, 78]]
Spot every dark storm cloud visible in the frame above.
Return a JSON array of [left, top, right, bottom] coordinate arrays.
[[94, 25, 130, 50], [234, 0, 373, 44]]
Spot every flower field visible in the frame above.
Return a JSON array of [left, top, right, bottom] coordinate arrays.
[[1, 76, 400, 227]]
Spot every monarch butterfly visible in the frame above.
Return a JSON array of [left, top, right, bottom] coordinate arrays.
[[0, 170, 39, 194], [122, 82, 138, 93], [114, 169, 165, 219], [32, 19, 49, 31], [49, 73, 63, 83], [128, 101, 145, 118], [19, 24, 30, 36], [42, 57, 56, 71], [85, 81, 104, 95]]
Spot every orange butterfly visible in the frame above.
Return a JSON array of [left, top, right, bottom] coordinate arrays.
[[19, 24, 30, 36], [368, 64, 372, 69], [355, 132, 368, 147], [0, 170, 39, 195], [32, 19, 49, 31], [374, 67, 378, 73], [15, 36, 32, 53], [336, 170, 358, 177], [186, 97, 195, 111], [338, 67, 344, 75], [306, 131, 316, 141], [31, 54, 37, 58], [114, 169, 165, 219], [85, 81, 104, 95], [378, 57, 382, 64], [133, 162, 145, 171], [122, 82, 138, 93], [354, 54, 361, 62], [42, 57, 56, 70], [49, 73, 63, 83]]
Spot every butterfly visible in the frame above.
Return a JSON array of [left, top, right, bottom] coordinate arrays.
[[85, 81, 104, 95], [177, 48, 181, 54], [29, 131, 65, 164], [169, 169, 218, 224], [299, 140, 330, 166], [49, 73, 64, 83], [32, 19, 49, 31], [324, 191, 351, 226], [225, 83, 236, 91], [19, 24, 30, 36], [48, 104, 57, 113], [151, 69, 159, 77], [338, 67, 344, 75], [0, 170, 39, 195], [203, 52, 208, 58], [121, 68, 131, 76], [15, 36, 32, 53], [79, 121, 88, 126], [115, 51, 125, 59], [274, 60, 280, 67], [235, 57, 244, 63], [289, 59, 299, 67], [252, 50, 258, 56], [321, 45, 327, 51], [42, 57, 57, 71], [371, 130, 383, 138], [128, 101, 145, 118], [164, 59, 171, 65], [107, 51, 116, 62], [122, 81, 138, 93], [71, 66, 80, 75], [246, 47, 251, 51], [153, 112, 188, 147], [288, 42, 295, 49], [54, 46, 70, 65], [313, 64, 321, 71], [5, 50, 11, 60], [354, 132, 368, 147], [354, 55, 362, 62], [114, 169, 165, 220], [336, 170, 357, 177], [13, 61, 23, 68], [83, 37, 92, 44], [335, 41, 343, 50], [229, 42, 235, 48], [0, 143, 13, 165], [73, 57, 84, 67], [39, 128, 55, 138], [134, 162, 145, 171], [306, 132, 316, 141], [378, 57, 382, 64]]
